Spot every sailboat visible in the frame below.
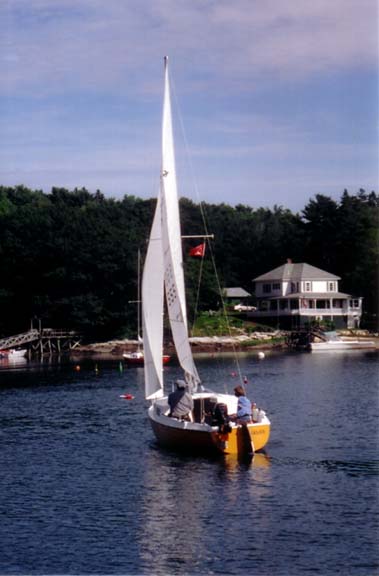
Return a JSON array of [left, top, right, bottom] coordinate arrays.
[[124, 249, 170, 366], [142, 57, 270, 456]]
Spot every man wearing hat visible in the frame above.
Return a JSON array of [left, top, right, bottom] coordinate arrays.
[[168, 380, 194, 421], [230, 385, 252, 424]]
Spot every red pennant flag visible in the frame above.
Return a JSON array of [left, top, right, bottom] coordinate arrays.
[[189, 243, 206, 258]]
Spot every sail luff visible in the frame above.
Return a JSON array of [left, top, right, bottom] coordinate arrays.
[[142, 192, 164, 400]]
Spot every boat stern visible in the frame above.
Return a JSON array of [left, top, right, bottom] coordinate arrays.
[[148, 398, 271, 457]]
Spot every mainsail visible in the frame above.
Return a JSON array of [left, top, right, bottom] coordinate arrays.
[[143, 57, 200, 399], [160, 58, 200, 391]]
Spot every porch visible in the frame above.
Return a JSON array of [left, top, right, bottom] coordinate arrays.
[[247, 294, 362, 329]]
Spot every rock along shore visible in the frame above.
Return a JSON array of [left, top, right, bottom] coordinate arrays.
[[74, 332, 286, 357], [73, 329, 379, 357]]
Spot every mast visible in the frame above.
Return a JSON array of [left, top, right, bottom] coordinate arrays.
[[128, 249, 142, 348], [137, 249, 141, 343]]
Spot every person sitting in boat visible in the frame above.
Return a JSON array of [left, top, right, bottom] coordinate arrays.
[[230, 385, 252, 424], [168, 380, 194, 421]]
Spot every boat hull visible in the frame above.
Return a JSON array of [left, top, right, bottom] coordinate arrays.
[[148, 396, 270, 456], [124, 354, 170, 365], [311, 341, 375, 351], [0, 348, 27, 359]]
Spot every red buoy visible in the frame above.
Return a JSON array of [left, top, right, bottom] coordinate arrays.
[[120, 393, 134, 400]]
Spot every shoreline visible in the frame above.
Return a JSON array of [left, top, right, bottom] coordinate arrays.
[[73, 331, 379, 357]]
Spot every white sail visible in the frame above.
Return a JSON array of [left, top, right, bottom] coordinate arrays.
[[160, 57, 200, 391], [143, 57, 200, 399], [142, 192, 165, 400]]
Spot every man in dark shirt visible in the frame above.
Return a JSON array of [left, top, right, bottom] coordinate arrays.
[[168, 380, 194, 420]]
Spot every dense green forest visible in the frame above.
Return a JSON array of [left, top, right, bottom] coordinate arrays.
[[0, 185, 377, 340]]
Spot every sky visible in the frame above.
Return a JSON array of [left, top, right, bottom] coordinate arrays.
[[0, 0, 378, 212]]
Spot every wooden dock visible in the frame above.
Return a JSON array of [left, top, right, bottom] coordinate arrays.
[[0, 328, 81, 356]]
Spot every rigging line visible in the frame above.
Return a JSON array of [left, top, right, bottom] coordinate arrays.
[[191, 250, 205, 335], [171, 71, 244, 387], [206, 239, 244, 385]]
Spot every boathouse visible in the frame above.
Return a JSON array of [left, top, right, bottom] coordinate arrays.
[[223, 287, 252, 310]]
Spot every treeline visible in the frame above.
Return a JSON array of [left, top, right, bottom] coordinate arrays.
[[0, 185, 377, 339]]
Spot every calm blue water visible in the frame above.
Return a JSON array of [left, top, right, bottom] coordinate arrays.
[[0, 350, 378, 575]]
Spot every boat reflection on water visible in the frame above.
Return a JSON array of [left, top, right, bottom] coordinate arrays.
[[223, 451, 271, 472], [0, 356, 28, 369], [137, 447, 273, 574]]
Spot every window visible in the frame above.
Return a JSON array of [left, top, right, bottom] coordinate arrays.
[[328, 282, 335, 291], [263, 284, 271, 294], [272, 283, 280, 291], [291, 282, 296, 293], [304, 282, 312, 292]]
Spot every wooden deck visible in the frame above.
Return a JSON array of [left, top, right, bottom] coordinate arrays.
[[0, 329, 81, 356]]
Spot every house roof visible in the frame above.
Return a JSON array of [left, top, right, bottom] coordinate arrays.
[[224, 287, 251, 298], [253, 262, 340, 282]]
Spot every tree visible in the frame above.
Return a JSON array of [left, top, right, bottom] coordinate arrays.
[[0, 186, 377, 337]]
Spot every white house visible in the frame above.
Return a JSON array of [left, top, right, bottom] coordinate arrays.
[[248, 260, 362, 329]]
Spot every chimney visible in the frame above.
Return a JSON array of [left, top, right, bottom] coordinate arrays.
[[287, 258, 292, 264]]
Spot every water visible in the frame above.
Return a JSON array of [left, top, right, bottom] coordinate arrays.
[[0, 351, 378, 575]]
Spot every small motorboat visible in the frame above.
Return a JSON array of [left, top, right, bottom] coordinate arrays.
[[310, 331, 375, 351], [123, 350, 170, 366], [0, 348, 27, 360]]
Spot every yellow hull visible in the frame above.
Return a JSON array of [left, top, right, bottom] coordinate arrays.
[[218, 422, 271, 454], [148, 405, 270, 457]]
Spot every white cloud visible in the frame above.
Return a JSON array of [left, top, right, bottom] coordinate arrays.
[[0, 0, 377, 96], [0, 0, 377, 209]]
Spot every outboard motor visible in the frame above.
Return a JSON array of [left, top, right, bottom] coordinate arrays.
[[214, 403, 232, 433]]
